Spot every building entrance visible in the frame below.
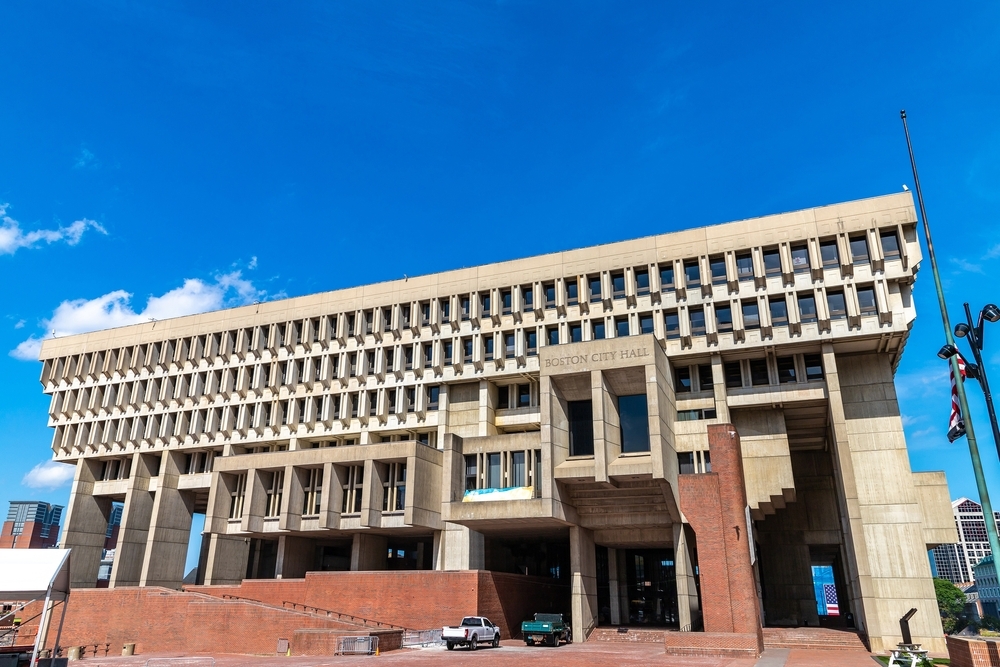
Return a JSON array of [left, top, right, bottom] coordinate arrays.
[[624, 549, 678, 627]]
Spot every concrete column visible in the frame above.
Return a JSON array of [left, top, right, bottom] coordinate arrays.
[[478, 379, 499, 437], [241, 468, 266, 534], [280, 466, 305, 532], [710, 353, 730, 422], [60, 459, 112, 588], [569, 525, 597, 641], [608, 548, 621, 625], [361, 459, 386, 528], [140, 451, 194, 588], [276, 535, 313, 579], [109, 453, 155, 587], [203, 533, 250, 585], [351, 533, 388, 570], [674, 523, 699, 630], [437, 522, 484, 570]]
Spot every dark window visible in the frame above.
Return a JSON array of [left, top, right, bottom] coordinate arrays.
[[526, 330, 537, 356], [664, 311, 680, 340], [443, 341, 453, 364], [791, 244, 810, 272], [349, 353, 358, 376], [763, 248, 781, 276], [858, 287, 878, 316], [368, 391, 377, 416], [615, 317, 630, 338], [547, 326, 559, 345], [517, 384, 531, 408], [677, 409, 701, 422], [684, 259, 701, 288], [502, 290, 512, 315], [401, 305, 411, 327], [421, 302, 431, 326], [698, 364, 713, 392], [724, 362, 743, 388], [461, 297, 471, 321], [505, 333, 516, 359], [463, 338, 474, 361], [619, 394, 650, 453], [749, 359, 770, 386], [592, 320, 605, 340], [589, 275, 602, 302], [716, 305, 733, 333], [770, 297, 788, 327], [776, 356, 796, 383], [612, 272, 626, 299], [497, 385, 510, 409], [660, 265, 675, 292], [423, 343, 432, 366], [703, 451, 711, 472], [635, 270, 650, 295], [570, 323, 583, 343], [742, 301, 760, 330], [484, 337, 494, 360], [428, 386, 440, 410], [568, 400, 594, 457], [522, 286, 533, 310], [465, 455, 478, 492], [678, 452, 695, 474], [804, 354, 823, 381], [544, 282, 556, 309], [710, 256, 727, 285], [405, 347, 414, 370], [675, 366, 692, 393], [639, 314, 654, 334], [798, 294, 818, 323], [567, 280, 579, 305], [881, 231, 901, 259], [406, 388, 415, 412], [689, 308, 706, 336], [850, 235, 870, 264], [736, 253, 753, 281], [488, 453, 502, 489], [820, 240, 839, 267], [827, 291, 847, 319], [480, 293, 491, 316], [441, 298, 450, 320]]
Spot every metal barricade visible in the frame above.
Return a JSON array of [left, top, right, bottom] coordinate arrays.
[[145, 659, 217, 667], [402, 630, 445, 647], [335, 636, 378, 655]]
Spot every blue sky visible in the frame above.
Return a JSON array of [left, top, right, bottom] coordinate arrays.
[[1, 2, 999, 570]]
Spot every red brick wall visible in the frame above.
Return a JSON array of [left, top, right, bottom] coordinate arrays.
[[663, 632, 762, 657], [677, 424, 763, 655], [0, 521, 58, 549], [947, 636, 1000, 667]]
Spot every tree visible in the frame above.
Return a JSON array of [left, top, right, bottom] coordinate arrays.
[[935, 578, 968, 634]]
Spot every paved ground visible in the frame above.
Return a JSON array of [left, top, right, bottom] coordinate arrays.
[[66, 641, 882, 667]]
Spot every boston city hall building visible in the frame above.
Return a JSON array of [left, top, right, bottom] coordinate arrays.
[[38, 192, 956, 655]]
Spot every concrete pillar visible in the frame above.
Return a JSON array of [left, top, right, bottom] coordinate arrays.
[[569, 525, 597, 641], [109, 453, 155, 587], [361, 460, 386, 528], [140, 451, 194, 588], [60, 459, 112, 588], [202, 533, 250, 585], [608, 548, 621, 625], [674, 523, 699, 630], [478, 379, 499, 436], [276, 535, 314, 579], [351, 533, 388, 570], [437, 522, 484, 570]]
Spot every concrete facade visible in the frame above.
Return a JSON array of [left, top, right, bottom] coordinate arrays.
[[37, 192, 954, 653]]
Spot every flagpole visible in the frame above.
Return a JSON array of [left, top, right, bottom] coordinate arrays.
[[901, 110, 1000, 562]]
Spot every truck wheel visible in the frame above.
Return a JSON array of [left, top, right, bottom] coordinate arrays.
[[446, 642, 454, 651], [470, 637, 478, 651], [566, 629, 572, 644], [546, 634, 556, 647], [526, 639, 534, 646], [493, 635, 500, 648]]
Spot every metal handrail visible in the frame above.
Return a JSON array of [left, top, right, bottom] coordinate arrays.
[[281, 601, 407, 630]]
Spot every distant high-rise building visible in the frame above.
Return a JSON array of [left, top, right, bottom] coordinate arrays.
[[0, 501, 63, 549], [931, 498, 1000, 584]]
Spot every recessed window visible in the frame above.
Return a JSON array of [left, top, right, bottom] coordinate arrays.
[[742, 301, 760, 330], [664, 311, 680, 340], [544, 282, 556, 309], [421, 302, 431, 326], [618, 394, 650, 453], [428, 386, 440, 410], [698, 364, 713, 392], [502, 290, 513, 315], [820, 240, 839, 268], [570, 323, 583, 343], [677, 408, 718, 421], [675, 366, 692, 393], [465, 455, 478, 492], [441, 298, 452, 321], [678, 452, 696, 474], [401, 305, 411, 328], [858, 287, 878, 316], [639, 314, 654, 335], [776, 356, 796, 383], [710, 256, 727, 285], [497, 385, 510, 409], [763, 248, 781, 276], [463, 338, 474, 361], [716, 305, 733, 333], [791, 244, 810, 273], [850, 235, 870, 264], [736, 253, 753, 281], [504, 333, 516, 359], [612, 272, 626, 300], [684, 260, 701, 288], [615, 317, 630, 338], [526, 330, 538, 356], [804, 354, 823, 381], [749, 359, 770, 386], [592, 320, 606, 340], [635, 269, 650, 295], [517, 384, 531, 408], [827, 291, 847, 320], [461, 297, 471, 321], [798, 294, 818, 323], [724, 362, 743, 388], [484, 336, 494, 361], [547, 326, 559, 346], [480, 292, 491, 317], [660, 265, 675, 292], [769, 297, 788, 327], [589, 275, 602, 302], [689, 307, 706, 336], [881, 231, 901, 259], [522, 287, 533, 310], [405, 347, 414, 370], [567, 280, 579, 305]]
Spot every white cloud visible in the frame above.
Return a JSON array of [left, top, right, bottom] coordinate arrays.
[[248, 255, 258, 270], [74, 147, 100, 170], [13, 319, 24, 329], [10, 270, 268, 361], [0, 204, 107, 255], [950, 257, 985, 275], [23, 460, 75, 490]]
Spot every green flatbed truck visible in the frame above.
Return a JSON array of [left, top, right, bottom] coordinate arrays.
[[521, 613, 571, 646]]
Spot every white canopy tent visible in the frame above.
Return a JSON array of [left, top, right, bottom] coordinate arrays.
[[0, 549, 70, 667]]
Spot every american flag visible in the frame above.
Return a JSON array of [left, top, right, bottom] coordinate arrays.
[[824, 584, 840, 616], [948, 356, 967, 443]]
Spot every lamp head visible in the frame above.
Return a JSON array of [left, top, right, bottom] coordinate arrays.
[[938, 344, 959, 360], [983, 304, 1000, 323], [966, 363, 981, 380], [956, 323, 971, 338]]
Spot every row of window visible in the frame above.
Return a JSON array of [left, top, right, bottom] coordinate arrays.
[[673, 354, 824, 393], [464, 449, 542, 492]]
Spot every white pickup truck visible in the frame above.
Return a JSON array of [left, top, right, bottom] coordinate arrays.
[[441, 616, 501, 650]]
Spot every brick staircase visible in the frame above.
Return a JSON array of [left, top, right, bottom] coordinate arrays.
[[763, 627, 869, 651], [588, 627, 667, 643]]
